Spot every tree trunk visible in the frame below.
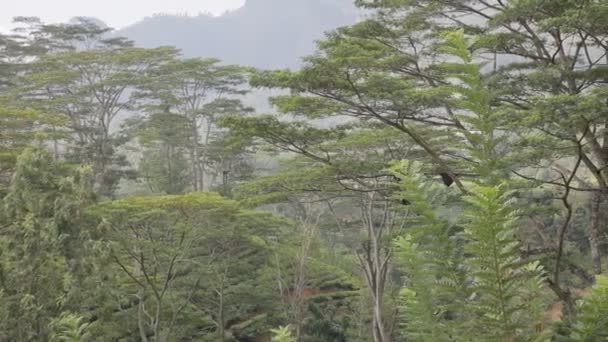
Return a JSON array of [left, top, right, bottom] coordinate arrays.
[[219, 289, 225, 342], [358, 193, 392, 342], [189, 148, 198, 191], [216, 276, 226, 342], [589, 192, 602, 275], [166, 144, 173, 193], [293, 220, 315, 341], [154, 299, 162, 342], [372, 263, 390, 342], [134, 244, 149, 342], [359, 256, 390, 342], [190, 117, 201, 191], [138, 291, 150, 342], [51, 125, 60, 161], [201, 116, 214, 192]]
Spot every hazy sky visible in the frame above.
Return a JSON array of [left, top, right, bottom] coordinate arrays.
[[1, 0, 246, 32]]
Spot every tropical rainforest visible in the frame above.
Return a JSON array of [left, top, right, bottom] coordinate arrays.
[[1, 0, 608, 341]]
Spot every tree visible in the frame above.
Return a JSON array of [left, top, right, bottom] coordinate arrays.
[[128, 109, 191, 194], [134, 58, 252, 192], [460, 185, 546, 340], [238, 0, 608, 324], [569, 274, 608, 341], [0, 104, 65, 192], [18, 19, 178, 196], [2, 2, 608, 340], [224, 120, 421, 341], [391, 161, 469, 341], [358, 0, 608, 287], [0, 30, 66, 191], [223, 24, 514, 342], [90, 192, 285, 341], [0, 148, 93, 341], [390, 163, 548, 340]]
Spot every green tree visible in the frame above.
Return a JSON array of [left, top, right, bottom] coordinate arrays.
[[224, 122, 418, 341], [18, 19, 178, 196], [90, 192, 286, 341], [355, 0, 608, 293], [135, 58, 252, 192], [569, 274, 608, 341], [390, 161, 469, 341], [0, 148, 93, 341], [128, 109, 192, 194], [391, 163, 547, 340], [460, 185, 546, 340], [0, 104, 66, 192], [237, 0, 608, 326], [0, 30, 66, 192]]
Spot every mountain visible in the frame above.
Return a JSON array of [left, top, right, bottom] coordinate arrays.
[[117, 0, 358, 69]]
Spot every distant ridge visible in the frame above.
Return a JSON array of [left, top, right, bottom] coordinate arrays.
[[117, 0, 358, 69]]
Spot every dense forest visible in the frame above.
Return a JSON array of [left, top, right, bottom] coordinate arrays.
[[1, 0, 608, 341]]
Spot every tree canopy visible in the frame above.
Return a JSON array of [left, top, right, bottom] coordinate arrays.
[[1, 2, 608, 341]]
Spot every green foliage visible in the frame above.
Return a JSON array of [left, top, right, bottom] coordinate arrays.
[[0, 147, 93, 340], [133, 57, 253, 193], [390, 161, 469, 340], [0, 103, 66, 193], [395, 239, 455, 342], [138, 144, 191, 194], [2, 3, 608, 341], [49, 312, 90, 342], [461, 185, 546, 340], [391, 162, 548, 340], [271, 325, 296, 342], [569, 275, 608, 341], [17, 20, 179, 196], [89, 192, 287, 340]]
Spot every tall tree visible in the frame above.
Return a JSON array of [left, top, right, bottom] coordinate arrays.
[[225, 118, 421, 341], [135, 58, 251, 192], [128, 108, 192, 194], [17, 19, 178, 196], [239, 0, 608, 322]]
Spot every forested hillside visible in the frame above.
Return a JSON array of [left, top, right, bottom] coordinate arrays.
[[1, 1, 608, 341], [118, 0, 358, 68]]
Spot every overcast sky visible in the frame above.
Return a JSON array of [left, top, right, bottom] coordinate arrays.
[[1, 0, 246, 32]]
